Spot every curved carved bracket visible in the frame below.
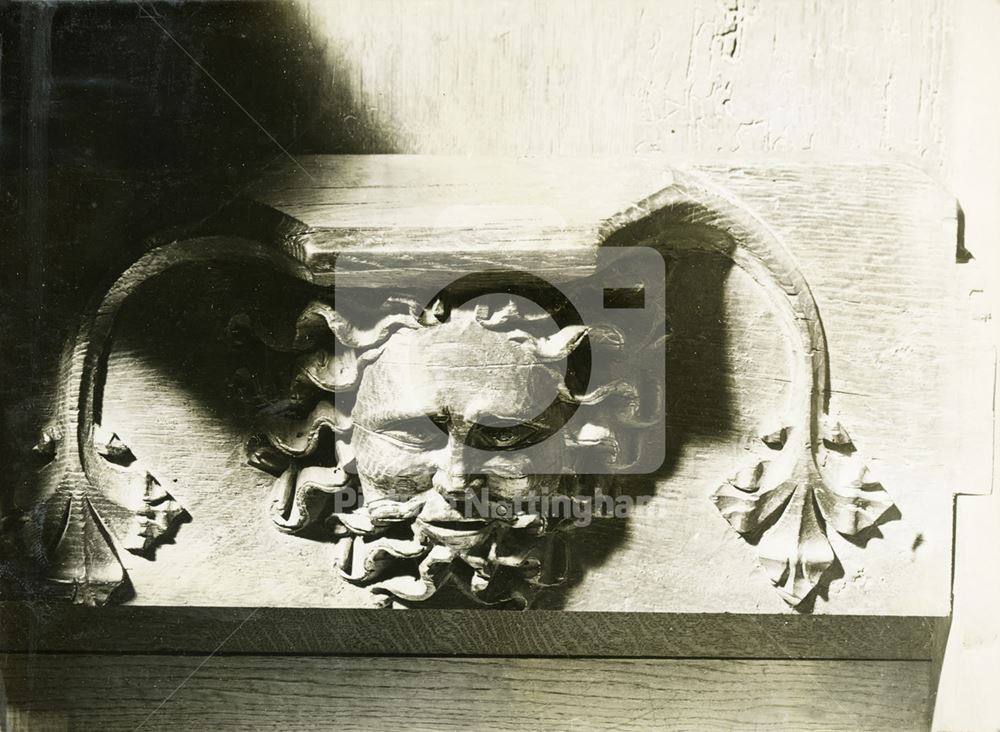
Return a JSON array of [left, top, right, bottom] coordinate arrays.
[[24, 231, 311, 604], [602, 169, 896, 607]]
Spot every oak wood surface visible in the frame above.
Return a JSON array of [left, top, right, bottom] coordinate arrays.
[[288, 0, 951, 169], [0, 654, 934, 731], [0, 603, 944, 659]]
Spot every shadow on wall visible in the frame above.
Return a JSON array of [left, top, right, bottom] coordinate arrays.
[[0, 0, 395, 508], [0, 1, 738, 609]]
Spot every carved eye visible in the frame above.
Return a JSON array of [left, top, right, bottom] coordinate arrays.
[[467, 421, 547, 451], [376, 418, 448, 448]]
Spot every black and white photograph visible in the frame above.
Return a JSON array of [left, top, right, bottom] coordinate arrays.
[[0, 1, 997, 729]]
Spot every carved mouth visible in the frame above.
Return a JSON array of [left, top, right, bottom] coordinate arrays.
[[416, 517, 496, 543], [426, 519, 492, 531]]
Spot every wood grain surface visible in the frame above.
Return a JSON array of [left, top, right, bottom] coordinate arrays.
[[287, 0, 951, 169], [0, 603, 944, 659], [0, 654, 934, 731]]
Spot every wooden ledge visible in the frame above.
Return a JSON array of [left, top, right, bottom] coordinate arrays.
[[0, 602, 944, 660]]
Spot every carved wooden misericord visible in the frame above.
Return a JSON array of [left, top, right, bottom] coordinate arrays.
[[4, 156, 973, 612]]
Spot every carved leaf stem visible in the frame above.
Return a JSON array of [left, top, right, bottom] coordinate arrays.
[[667, 171, 896, 607], [28, 237, 309, 604]]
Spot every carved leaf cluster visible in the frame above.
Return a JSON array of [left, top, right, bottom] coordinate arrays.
[[712, 417, 895, 606]]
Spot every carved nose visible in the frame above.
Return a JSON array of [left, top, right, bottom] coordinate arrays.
[[432, 437, 473, 496], [432, 469, 468, 496]]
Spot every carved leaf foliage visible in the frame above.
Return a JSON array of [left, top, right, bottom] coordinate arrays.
[[712, 418, 895, 607], [44, 494, 129, 606], [33, 426, 188, 605]]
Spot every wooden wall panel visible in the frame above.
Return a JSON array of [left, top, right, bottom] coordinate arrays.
[[287, 0, 952, 169], [0, 604, 945, 659], [0, 655, 934, 731]]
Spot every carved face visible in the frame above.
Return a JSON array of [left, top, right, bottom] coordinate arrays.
[[351, 307, 570, 506], [258, 295, 612, 607]]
